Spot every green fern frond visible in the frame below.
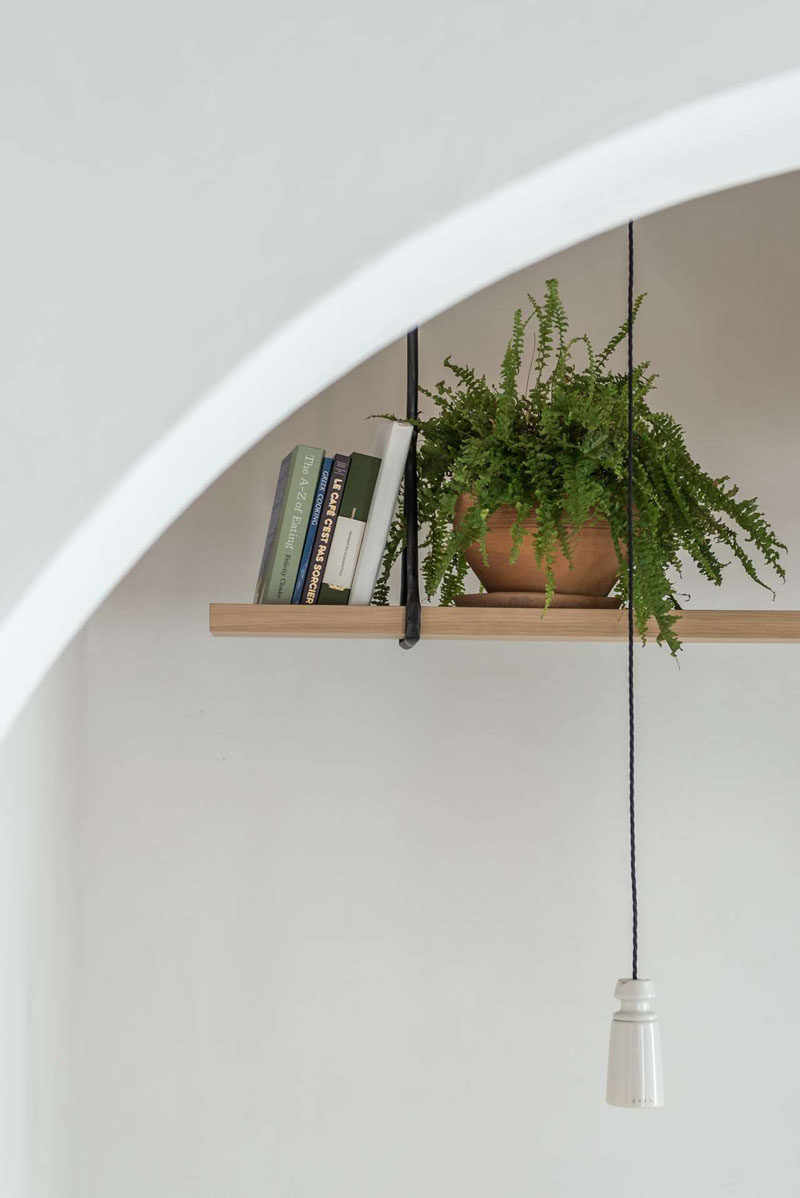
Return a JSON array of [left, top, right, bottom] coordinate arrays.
[[374, 281, 786, 650]]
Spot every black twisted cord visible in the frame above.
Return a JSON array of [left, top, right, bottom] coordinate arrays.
[[626, 220, 638, 981]]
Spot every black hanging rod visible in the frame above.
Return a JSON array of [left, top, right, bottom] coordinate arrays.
[[399, 327, 421, 649]]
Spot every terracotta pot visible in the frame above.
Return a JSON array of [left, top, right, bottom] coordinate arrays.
[[453, 494, 620, 599]]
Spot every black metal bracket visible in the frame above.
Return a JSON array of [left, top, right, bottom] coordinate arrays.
[[399, 328, 421, 649]]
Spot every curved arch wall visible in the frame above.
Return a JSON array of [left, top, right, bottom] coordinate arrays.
[[3, 0, 800, 736], [4, 10, 800, 1192]]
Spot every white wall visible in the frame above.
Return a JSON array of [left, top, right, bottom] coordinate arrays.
[[0, 640, 85, 1197], [4, 0, 800, 618], [5, 1, 800, 739], [76, 175, 800, 1196]]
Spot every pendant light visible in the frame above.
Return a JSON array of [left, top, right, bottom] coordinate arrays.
[[606, 223, 664, 1109]]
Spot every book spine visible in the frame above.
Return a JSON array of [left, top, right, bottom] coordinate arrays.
[[300, 454, 351, 604], [349, 421, 413, 605], [263, 446, 324, 603], [291, 456, 333, 603], [318, 452, 381, 605], [253, 450, 292, 602]]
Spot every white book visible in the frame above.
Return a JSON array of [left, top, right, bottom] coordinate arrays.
[[349, 419, 413, 605]]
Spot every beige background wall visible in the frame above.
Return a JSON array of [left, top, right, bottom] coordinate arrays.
[[67, 174, 800, 1194]]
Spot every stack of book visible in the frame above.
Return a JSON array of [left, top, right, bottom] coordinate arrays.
[[253, 418, 413, 606]]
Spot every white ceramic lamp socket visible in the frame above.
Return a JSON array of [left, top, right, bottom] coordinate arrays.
[[606, 978, 664, 1108]]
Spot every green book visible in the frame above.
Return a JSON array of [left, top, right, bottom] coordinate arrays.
[[254, 445, 323, 604], [318, 452, 381, 605]]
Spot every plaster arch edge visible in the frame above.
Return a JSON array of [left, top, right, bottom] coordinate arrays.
[[3, 67, 800, 742]]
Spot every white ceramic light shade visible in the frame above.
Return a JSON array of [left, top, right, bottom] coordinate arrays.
[[606, 978, 664, 1108]]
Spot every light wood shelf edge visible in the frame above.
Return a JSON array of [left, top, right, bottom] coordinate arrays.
[[209, 604, 800, 643]]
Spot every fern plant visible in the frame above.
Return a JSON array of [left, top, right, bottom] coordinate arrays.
[[374, 279, 785, 652]]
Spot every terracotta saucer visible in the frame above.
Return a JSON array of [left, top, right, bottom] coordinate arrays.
[[453, 591, 621, 609]]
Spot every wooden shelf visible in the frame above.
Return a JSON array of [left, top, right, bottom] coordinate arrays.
[[209, 604, 800, 643]]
